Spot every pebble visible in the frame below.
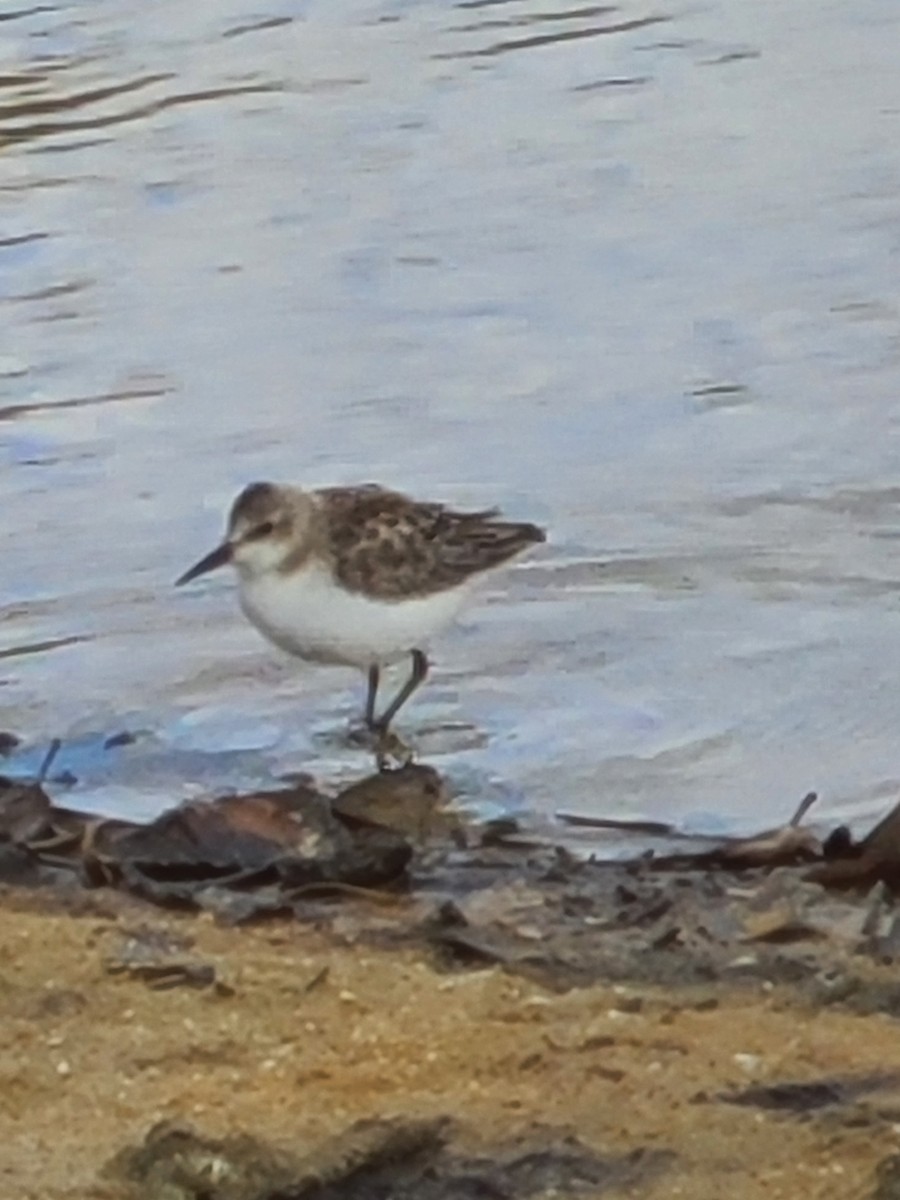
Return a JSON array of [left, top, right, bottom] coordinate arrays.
[[733, 1053, 762, 1074]]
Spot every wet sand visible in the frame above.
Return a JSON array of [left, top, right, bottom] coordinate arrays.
[[2, 870, 900, 1199]]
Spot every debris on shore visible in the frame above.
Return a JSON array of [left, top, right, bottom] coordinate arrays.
[[5, 744, 900, 1197], [104, 1115, 672, 1200]]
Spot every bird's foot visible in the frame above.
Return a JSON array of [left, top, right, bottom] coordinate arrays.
[[373, 726, 415, 772], [347, 720, 415, 771]]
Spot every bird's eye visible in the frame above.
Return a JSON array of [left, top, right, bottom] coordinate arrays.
[[247, 520, 275, 540]]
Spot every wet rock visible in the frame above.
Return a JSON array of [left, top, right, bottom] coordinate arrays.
[[0, 772, 412, 916], [107, 787, 407, 902], [331, 763, 463, 844]]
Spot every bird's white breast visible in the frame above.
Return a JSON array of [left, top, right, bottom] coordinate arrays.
[[238, 561, 470, 669]]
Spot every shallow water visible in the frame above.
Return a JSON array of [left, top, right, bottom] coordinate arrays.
[[2, 0, 900, 833]]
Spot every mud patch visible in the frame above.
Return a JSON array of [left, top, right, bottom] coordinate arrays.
[[715, 1071, 900, 1115]]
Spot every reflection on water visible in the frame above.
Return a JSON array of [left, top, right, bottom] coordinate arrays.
[[2, 0, 900, 837]]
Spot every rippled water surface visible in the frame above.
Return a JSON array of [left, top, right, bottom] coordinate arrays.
[[3, 0, 900, 833]]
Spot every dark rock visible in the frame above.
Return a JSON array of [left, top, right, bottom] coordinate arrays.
[[105, 1119, 309, 1199], [103, 1116, 672, 1200], [0, 775, 55, 844], [874, 1153, 900, 1199], [91, 785, 410, 907], [716, 1071, 900, 1114], [104, 730, 140, 750], [0, 731, 21, 756], [105, 927, 223, 992], [811, 796, 900, 891], [0, 774, 412, 916]]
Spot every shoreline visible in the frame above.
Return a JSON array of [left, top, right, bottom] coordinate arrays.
[[2, 764, 900, 1198]]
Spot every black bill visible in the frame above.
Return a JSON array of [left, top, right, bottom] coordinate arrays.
[[175, 541, 233, 586]]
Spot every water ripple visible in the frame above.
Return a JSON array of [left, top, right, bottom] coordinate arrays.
[[0, 79, 282, 148], [0, 6, 57, 22], [437, 11, 670, 58], [451, 4, 617, 32], [0, 384, 172, 424], [0, 634, 88, 661]]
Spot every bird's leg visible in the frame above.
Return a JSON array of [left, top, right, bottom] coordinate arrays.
[[364, 664, 380, 730], [375, 649, 429, 733], [370, 649, 429, 770]]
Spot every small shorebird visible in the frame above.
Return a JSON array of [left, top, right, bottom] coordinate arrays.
[[176, 482, 545, 756]]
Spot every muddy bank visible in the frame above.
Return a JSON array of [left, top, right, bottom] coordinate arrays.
[[4, 765, 900, 1197], [2, 882, 899, 1199]]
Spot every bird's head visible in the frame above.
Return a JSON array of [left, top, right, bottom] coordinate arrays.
[[176, 482, 316, 585]]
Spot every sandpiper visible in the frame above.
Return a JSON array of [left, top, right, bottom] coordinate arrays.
[[176, 482, 545, 754]]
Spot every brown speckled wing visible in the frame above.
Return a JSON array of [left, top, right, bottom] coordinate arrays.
[[317, 486, 545, 600]]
